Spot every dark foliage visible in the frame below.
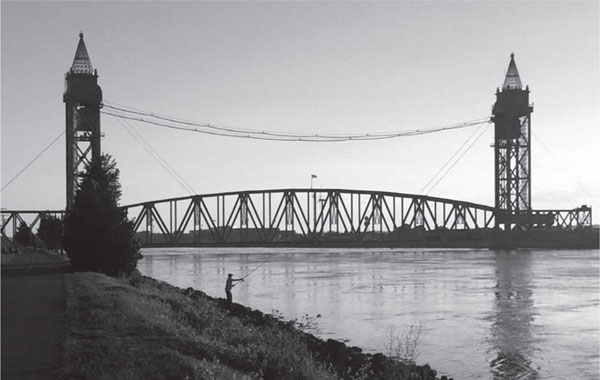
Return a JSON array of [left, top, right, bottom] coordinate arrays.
[[37, 214, 63, 251], [14, 221, 34, 246], [63, 154, 142, 276]]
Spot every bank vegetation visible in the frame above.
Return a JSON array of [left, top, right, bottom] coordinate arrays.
[[60, 271, 449, 380]]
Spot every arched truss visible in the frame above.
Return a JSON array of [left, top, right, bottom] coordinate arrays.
[[123, 189, 497, 246], [0, 193, 591, 247]]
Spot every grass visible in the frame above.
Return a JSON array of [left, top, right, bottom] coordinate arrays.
[[60, 271, 336, 380], [59, 271, 442, 380]]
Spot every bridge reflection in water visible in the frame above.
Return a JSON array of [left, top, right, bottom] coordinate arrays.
[[490, 251, 538, 380]]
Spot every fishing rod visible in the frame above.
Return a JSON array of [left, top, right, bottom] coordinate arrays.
[[232, 260, 268, 287], [242, 260, 268, 279]]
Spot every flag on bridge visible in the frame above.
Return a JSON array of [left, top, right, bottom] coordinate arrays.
[[311, 174, 317, 179]]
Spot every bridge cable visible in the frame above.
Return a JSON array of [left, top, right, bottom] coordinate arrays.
[[112, 110, 197, 195], [124, 121, 197, 194], [424, 123, 490, 195], [103, 101, 441, 139], [532, 132, 593, 199], [420, 123, 485, 194], [105, 102, 360, 138], [101, 109, 490, 142], [120, 120, 196, 195], [1, 131, 65, 192], [101, 101, 492, 142], [116, 113, 197, 195]]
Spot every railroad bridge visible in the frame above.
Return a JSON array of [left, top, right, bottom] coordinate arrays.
[[1, 34, 594, 248]]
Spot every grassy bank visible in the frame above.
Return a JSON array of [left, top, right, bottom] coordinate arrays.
[[60, 272, 446, 380]]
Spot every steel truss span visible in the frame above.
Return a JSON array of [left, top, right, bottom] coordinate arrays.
[[1, 210, 64, 239], [0, 194, 591, 247], [124, 189, 498, 247]]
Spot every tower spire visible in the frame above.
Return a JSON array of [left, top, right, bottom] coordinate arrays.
[[502, 53, 522, 90], [64, 32, 102, 209], [70, 31, 94, 74]]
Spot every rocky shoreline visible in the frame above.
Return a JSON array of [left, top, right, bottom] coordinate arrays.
[[174, 277, 451, 380], [60, 268, 454, 380]]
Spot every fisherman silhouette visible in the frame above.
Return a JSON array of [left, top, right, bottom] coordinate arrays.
[[225, 273, 244, 303]]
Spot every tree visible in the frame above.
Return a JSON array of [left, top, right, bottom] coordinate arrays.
[[14, 221, 34, 247], [37, 214, 63, 251], [63, 154, 142, 276]]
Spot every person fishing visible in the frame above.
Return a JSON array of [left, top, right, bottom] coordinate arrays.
[[225, 273, 244, 303], [225, 261, 267, 304]]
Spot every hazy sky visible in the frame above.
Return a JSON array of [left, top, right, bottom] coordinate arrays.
[[2, 1, 598, 214]]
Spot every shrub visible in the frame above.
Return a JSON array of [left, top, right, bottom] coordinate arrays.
[[384, 322, 424, 365], [63, 154, 142, 276], [37, 214, 63, 251], [14, 221, 34, 246]]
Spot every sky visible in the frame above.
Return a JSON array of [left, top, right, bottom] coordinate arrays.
[[1, 1, 599, 216]]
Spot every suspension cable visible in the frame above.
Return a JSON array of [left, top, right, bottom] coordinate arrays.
[[113, 110, 197, 195], [532, 132, 593, 198], [424, 123, 489, 195], [102, 100, 492, 142], [420, 123, 487, 194], [1, 131, 65, 192], [121, 121, 196, 195]]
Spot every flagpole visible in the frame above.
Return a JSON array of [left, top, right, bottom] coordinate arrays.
[[311, 174, 317, 231]]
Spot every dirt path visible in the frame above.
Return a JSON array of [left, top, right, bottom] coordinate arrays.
[[1, 250, 68, 380]]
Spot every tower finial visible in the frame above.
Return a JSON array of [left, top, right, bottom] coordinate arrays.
[[70, 32, 94, 74], [502, 53, 522, 90]]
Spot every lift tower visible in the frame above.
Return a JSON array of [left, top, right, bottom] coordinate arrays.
[[63, 32, 102, 209], [492, 54, 533, 229]]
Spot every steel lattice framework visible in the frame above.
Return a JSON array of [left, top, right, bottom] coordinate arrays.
[[1, 197, 591, 247], [118, 189, 593, 247], [124, 189, 495, 246], [493, 54, 534, 228], [64, 32, 102, 209], [1, 210, 64, 239]]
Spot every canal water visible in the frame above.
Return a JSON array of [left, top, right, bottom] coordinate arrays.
[[138, 248, 599, 379]]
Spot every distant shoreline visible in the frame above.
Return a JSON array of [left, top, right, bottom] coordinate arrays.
[[137, 223, 599, 250]]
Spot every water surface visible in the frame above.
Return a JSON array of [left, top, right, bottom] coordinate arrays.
[[138, 248, 599, 379]]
